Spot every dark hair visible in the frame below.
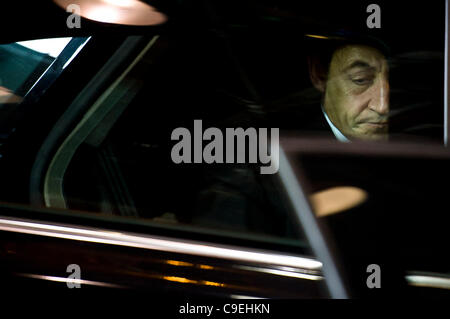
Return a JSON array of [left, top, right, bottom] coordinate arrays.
[[305, 32, 390, 73]]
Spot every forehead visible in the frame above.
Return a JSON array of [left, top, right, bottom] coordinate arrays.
[[330, 44, 387, 73]]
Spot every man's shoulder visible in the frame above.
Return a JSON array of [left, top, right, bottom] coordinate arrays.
[[290, 104, 333, 136]]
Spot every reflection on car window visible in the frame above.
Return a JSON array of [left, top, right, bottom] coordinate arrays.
[[0, 38, 71, 101], [40, 35, 303, 245], [0, 37, 87, 143], [265, 3, 444, 144], [2, 2, 445, 250], [46, 2, 446, 245]]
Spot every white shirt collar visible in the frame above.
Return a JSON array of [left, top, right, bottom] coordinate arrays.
[[322, 107, 350, 142]]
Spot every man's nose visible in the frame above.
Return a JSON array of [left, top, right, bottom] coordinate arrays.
[[368, 77, 389, 115]]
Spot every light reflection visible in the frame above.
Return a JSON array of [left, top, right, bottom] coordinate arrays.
[[86, 7, 121, 24], [17, 273, 124, 288], [162, 276, 226, 287], [162, 276, 226, 288], [53, 0, 168, 26], [305, 34, 329, 40], [102, 0, 136, 7], [0, 86, 22, 104], [124, 270, 228, 288], [405, 272, 450, 290], [16, 37, 72, 58], [198, 264, 214, 270], [165, 259, 214, 270], [235, 265, 323, 281], [162, 276, 197, 284], [0, 217, 322, 271], [166, 260, 194, 267], [201, 280, 225, 287], [63, 37, 92, 70], [309, 186, 368, 217], [230, 294, 265, 299]]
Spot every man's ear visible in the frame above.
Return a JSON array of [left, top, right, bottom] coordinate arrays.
[[307, 56, 327, 93]]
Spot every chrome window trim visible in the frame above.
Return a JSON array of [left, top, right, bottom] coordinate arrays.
[[278, 147, 349, 298], [16, 273, 125, 289], [42, 36, 159, 209], [406, 271, 450, 290], [0, 216, 322, 273]]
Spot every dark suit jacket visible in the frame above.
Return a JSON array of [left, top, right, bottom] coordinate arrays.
[[189, 104, 334, 238]]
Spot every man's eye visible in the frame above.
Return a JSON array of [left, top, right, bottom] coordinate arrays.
[[351, 77, 373, 86]]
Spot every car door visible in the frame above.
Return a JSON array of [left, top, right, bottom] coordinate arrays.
[[0, 0, 448, 300], [0, 32, 328, 298]]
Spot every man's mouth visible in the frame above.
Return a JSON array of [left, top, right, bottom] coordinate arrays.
[[365, 122, 388, 128], [357, 120, 388, 129]]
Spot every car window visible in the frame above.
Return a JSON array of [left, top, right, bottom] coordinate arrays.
[[0, 37, 89, 144], [40, 1, 446, 251], [35, 34, 305, 249], [0, 38, 70, 99], [0, 0, 446, 279], [0, 1, 447, 298], [285, 140, 450, 296]]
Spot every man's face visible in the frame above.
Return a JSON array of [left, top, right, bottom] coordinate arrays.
[[323, 44, 389, 140]]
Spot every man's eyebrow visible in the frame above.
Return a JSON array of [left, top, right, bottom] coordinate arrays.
[[343, 60, 376, 72]]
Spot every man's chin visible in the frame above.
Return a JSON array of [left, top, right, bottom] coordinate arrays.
[[365, 133, 389, 141], [348, 129, 389, 141]]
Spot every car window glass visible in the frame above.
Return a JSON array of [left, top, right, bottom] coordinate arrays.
[[39, 34, 306, 248], [288, 142, 450, 296], [0, 38, 71, 100], [0, 37, 88, 142], [0, 1, 446, 298], [1, 1, 446, 257], [45, 2, 446, 248]]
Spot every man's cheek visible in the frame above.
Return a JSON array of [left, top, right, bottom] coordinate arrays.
[[351, 95, 372, 118], [342, 100, 363, 127]]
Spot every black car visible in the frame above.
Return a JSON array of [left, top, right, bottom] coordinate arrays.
[[0, 0, 448, 300]]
